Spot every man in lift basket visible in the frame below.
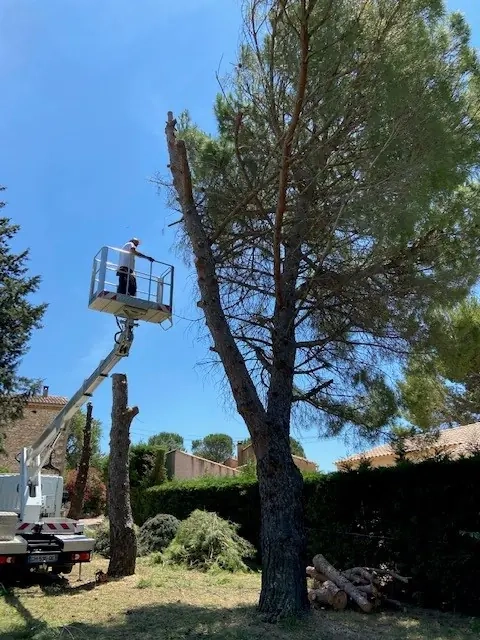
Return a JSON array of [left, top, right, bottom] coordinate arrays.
[[117, 237, 154, 297]]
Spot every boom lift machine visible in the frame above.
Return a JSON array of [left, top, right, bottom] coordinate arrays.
[[0, 247, 173, 575]]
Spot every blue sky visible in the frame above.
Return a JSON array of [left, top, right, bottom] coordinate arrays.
[[1, 0, 478, 472]]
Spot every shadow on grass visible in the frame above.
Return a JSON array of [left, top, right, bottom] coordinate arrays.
[[2, 599, 479, 640], [1, 591, 50, 640]]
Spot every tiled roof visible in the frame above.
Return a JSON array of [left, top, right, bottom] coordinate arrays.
[[28, 395, 68, 406], [336, 422, 480, 464]]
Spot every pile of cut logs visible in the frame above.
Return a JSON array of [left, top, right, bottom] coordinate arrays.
[[307, 554, 410, 613]]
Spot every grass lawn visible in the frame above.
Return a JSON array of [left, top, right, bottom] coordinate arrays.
[[0, 558, 478, 640]]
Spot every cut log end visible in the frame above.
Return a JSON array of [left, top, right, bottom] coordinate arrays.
[[308, 582, 348, 611]]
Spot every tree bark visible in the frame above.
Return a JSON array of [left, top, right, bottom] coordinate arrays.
[[67, 402, 93, 520], [107, 374, 138, 578], [256, 438, 310, 619]]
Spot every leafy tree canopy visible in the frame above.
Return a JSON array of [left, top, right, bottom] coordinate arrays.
[[399, 297, 480, 432], [0, 188, 46, 449], [168, 1, 480, 444], [191, 433, 234, 463], [148, 431, 185, 451]]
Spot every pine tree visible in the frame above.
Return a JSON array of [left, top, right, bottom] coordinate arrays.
[[0, 187, 46, 450], [164, 1, 480, 619]]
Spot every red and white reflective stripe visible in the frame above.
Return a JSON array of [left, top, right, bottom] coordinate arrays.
[[17, 521, 77, 533], [46, 522, 71, 531]]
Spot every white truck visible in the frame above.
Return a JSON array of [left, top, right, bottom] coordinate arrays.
[[0, 317, 135, 577]]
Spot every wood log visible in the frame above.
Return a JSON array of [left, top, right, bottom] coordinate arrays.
[[342, 569, 370, 585], [357, 583, 379, 597], [313, 554, 373, 613], [349, 567, 374, 583], [308, 581, 348, 611], [306, 566, 328, 583]]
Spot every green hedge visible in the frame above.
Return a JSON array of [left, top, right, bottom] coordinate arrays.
[[132, 457, 480, 615]]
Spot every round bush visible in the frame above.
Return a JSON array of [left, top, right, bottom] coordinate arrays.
[[138, 513, 180, 556], [88, 519, 140, 558]]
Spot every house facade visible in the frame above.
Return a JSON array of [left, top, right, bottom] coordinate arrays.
[[164, 441, 318, 480], [236, 441, 318, 473], [1, 388, 69, 474], [335, 423, 480, 471]]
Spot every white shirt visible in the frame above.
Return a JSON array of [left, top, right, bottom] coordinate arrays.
[[119, 242, 135, 271]]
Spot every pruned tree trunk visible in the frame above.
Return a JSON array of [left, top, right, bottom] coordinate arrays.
[[108, 374, 138, 578], [67, 402, 93, 520]]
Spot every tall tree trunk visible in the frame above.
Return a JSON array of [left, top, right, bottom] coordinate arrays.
[[257, 439, 308, 619], [165, 114, 308, 619], [108, 373, 138, 578], [67, 402, 93, 520]]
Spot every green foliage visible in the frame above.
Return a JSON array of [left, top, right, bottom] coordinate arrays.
[[162, 510, 255, 572], [238, 459, 257, 479], [191, 433, 233, 463], [173, 1, 480, 441], [87, 520, 111, 558], [137, 513, 180, 556], [65, 468, 106, 517], [66, 409, 102, 470], [129, 444, 167, 488], [399, 297, 480, 430], [0, 194, 46, 450], [135, 458, 480, 614], [96, 453, 110, 484], [148, 432, 185, 451]]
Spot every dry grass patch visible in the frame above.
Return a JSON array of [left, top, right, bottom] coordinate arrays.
[[0, 558, 478, 640]]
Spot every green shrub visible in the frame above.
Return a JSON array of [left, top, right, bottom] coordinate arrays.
[[88, 519, 140, 558], [163, 509, 255, 572], [87, 520, 110, 558], [129, 444, 167, 488], [138, 513, 180, 556]]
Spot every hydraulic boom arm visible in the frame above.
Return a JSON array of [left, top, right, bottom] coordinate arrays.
[[20, 318, 135, 522]]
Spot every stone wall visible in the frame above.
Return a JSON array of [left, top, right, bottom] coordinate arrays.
[[1, 395, 69, 474]]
